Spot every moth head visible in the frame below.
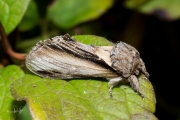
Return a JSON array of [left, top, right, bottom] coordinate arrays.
[[119, 42, 140, 58], [111, 41, 149, 78]]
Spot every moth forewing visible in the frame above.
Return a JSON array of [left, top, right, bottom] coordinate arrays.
[[26, 35, 119, 79]]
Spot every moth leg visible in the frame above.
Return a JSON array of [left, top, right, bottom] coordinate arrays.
[[128, 75, 144, 98], [139, 58, 150, 79], [108, 77, 122, 98]]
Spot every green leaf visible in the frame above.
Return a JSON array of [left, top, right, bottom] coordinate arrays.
[[0, 65, 25, 120], [124, 0, 180, 20], [0, 0, 31, 34], [72, 35, 113, 46], [47, 0, 113, 29], [11, 75, 157, 120], [18, 0, 39, 31], [16, 104, 32, 120], [11, 35, 157, 119]]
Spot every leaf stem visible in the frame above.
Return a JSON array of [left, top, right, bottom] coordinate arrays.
[[0, 21, 26, 60]]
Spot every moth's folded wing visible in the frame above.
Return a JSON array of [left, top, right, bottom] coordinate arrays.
[[26, 40, 118, 79]]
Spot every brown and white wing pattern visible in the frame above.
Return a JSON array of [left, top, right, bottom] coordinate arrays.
[[26, 34, 119, 79]]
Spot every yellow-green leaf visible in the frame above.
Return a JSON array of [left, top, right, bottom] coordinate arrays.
[[0, 65, 25, 120]]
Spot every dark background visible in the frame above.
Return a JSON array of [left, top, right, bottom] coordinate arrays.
[[106, 1, 180, 120]]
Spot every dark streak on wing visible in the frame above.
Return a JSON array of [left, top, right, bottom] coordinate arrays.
[[36, 70, 62, 78], [36, 70, 53, 76], [47, 35, 117, 73]]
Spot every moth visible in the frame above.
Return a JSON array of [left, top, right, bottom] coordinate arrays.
[[26, 34, 149, 98]]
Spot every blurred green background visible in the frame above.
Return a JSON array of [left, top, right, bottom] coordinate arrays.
[[1, 0, 180, 119]]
